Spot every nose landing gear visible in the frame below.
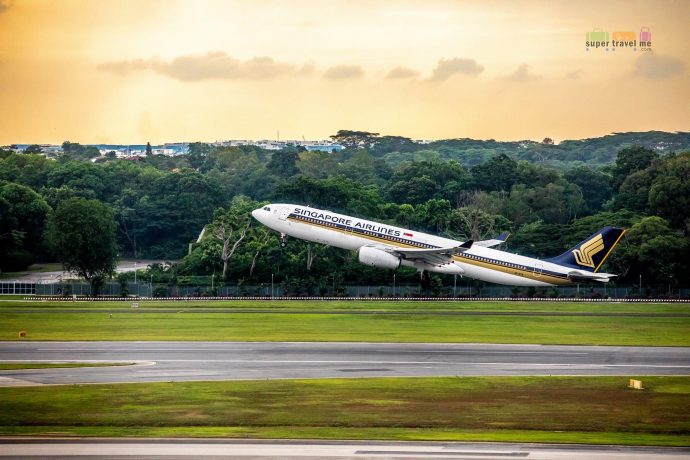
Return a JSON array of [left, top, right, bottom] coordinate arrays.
[[280, 233, 288, 247]]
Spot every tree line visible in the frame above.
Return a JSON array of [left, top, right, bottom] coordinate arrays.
[[1, 132, 688, 294]]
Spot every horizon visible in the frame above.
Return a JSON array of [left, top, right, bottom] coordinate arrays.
[[6, 129, 689, 148], [1, 1, 688, 144]]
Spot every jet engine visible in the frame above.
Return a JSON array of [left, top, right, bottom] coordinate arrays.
[[358, 246, 401, 270]]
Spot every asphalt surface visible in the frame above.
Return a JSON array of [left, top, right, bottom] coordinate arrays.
[[0, 260, 168, 282], [1, 342, 689, 386], [1, 439, 689, 459]]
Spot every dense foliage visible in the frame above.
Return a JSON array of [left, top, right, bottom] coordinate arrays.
[[1, 130, 688, 291]]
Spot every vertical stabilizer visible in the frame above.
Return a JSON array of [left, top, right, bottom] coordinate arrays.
[[547, 227, 625, 272]]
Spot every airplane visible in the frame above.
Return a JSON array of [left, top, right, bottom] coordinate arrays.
[[251, 204, 625, 287]]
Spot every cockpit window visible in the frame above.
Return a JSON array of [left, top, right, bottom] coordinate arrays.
[[263, 206, 271, 211]]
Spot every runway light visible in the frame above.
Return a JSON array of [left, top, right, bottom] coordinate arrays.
[[628, 379, 644, 390]]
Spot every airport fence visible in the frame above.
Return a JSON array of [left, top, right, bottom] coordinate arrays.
[[1, 281, 689, 299]]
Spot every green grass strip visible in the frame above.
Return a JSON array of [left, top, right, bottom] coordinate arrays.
[[2, 300, 690, 314], [1, 377, 689, 446], [0, 426, 687, 446], [2, 310, 689, 345]]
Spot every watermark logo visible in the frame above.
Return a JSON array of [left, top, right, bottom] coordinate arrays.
[[585, 27, 652, 52]]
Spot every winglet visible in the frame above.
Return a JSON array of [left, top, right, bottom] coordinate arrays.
[[460, 239, 473, 249], [475, 233, 509, 248]]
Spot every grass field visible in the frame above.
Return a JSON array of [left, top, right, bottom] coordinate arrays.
[[1, 300, 689, 345], [2, 299, 690, 313], [1, 376, 689, 446]]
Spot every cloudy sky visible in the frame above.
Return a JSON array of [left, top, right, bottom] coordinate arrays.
[[0, 0, 688, 144]]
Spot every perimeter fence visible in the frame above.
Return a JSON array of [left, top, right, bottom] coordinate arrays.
[[1, 281, 689, 300]]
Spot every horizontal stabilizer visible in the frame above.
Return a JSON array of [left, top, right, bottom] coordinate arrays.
[[567, 270, 617, 283]]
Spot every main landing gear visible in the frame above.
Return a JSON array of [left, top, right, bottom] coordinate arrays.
[[280, 233, 288, 247], [420, 271, 437, 290]]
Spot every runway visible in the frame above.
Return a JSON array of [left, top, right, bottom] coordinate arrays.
[[1, 438, 689, 459], [1, 342, 689, 386]]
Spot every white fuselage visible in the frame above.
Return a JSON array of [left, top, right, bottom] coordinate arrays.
[[252, 204, 577, 286]]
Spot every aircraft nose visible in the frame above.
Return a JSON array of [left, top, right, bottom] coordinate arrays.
[[251, 207, 269, 224]]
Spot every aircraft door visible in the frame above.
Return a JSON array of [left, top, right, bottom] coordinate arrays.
[[533, 263, 543, 278], [278, 207, 290, 221]]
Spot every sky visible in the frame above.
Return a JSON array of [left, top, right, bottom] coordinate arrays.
[[0, 0, 688, 144]]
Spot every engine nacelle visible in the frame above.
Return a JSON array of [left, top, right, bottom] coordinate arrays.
[[358, 246, 401, 270]]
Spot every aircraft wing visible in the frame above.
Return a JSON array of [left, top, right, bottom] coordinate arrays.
[[567, 270, 617, 283], [475, 232, 510, 248], [380, 240, 473, 265]]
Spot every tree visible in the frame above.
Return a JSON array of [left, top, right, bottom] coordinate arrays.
[[387, 160, 469, 204], [130, 169, 224, 258], [504, 181, 584, 225], [247, 226, 275, 276], [612, 145, 657, 190], [609, 216, 689, 287], [45, 198, 118, 294], [449, 207, 510, 240], [208, 196, 256, 280], [338, 150, 381, 184], [411, 198, 452, 232], [368, 135, 418, 156], [186, 142, 213, 169], [509, 221, 568, 258], [0, 183, 51, 271], [471, 153, 518, 192], [395, 204, 415, 227], [266, 150, 300, 178], [297, 150, 339, 178], [613, 170, 653, 212], [47, 160, 108, 199], [542, 137, 554, 145], [564, 166, 612, 213], [515, 161, 559, 188], [648, 153, 690, 228], [0, 151, 53, 190], [145, 142, 153, 156], [275, 175, 384, 217], [24, 144, 43, 154], [329, 130, 380, 150], [61, 141, 100, 160], [387, 176, 439, 204]]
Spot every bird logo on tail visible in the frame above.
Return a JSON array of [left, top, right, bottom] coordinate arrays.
[[572, 234, 605, 268]]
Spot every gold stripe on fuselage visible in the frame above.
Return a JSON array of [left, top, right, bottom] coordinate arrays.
[[451, 254, 571, 285]]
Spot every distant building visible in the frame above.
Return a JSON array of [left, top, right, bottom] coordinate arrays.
[[8, 139, 345, 159], [304, 143, 344, 152], [213, 139, 343, 152]]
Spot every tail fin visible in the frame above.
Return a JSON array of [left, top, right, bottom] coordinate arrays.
[[547, 226, 625, 273]]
